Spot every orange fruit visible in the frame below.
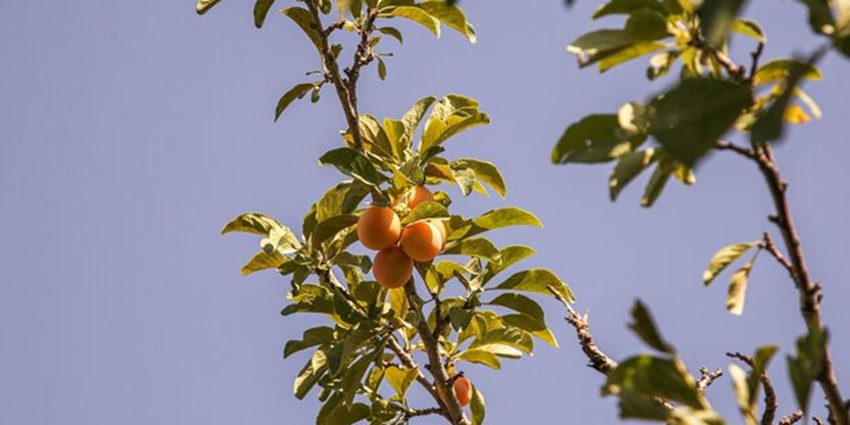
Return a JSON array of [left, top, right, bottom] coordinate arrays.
[[437, 375, 473, 408], [373, 246, 413, 289], [453, 376, 473, 407], [357, 206, 401, 251], [408, 186, 435, 208], [400, 221, 443, 262]]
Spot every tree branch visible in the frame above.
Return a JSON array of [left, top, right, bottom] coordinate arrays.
[[716, 141, 758, 161], [753, 144, 848, 425], [727, 351, 779, 425], [779, 411, 805, 425], [759, 232, 795, 280], [696, 367, 723, 395], [405, 279, 471, 425], [303, 0, 364, 150]]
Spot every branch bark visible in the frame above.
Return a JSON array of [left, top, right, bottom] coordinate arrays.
[[727, 351, 778, 425]]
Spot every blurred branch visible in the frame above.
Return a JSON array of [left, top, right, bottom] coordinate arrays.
[[696, 367, 723, 394], [727, 351, 778, 425], [759, 232, 795, 279], [778, 411, 804, 425]]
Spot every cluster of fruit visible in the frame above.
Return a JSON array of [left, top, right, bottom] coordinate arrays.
[[357, 186, 447, 289]]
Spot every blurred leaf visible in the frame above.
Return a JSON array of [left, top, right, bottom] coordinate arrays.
[[628, 300, 674, 353], [793, 0, 835, 36], [647, 51, 679, 80], [282, 7, 323, 51], [748, 345, 778, 405], [443, 237, 501, 262], [625, 8, 670, 40], [640, 162, 672, 207], [703, 241, 757, 285], [568, 30, 642, 68], [493, 269, 575, 303], [417, 1, 477, 42], [610, 149, 657, 201], [753, 59, 822, 85], [319, 147, 388, 186], [379, 6, 441, 38], [600, 41, 666, 72], [726, 255, 753, 316], [471, 385, 486, 425], [552, 115, 646, 164], [254, 0, 277, 28], [385, 365, 419, 400], [377, 57, 387, 80], [729, 363, 758, 425], [751, 53, 824, 144], [787, 328, 828, 415], [593, 0, 670, 19], [222, 212, 282, 235], [196, 0, 223, 14], [698, 0, 748, 46], [611, 389, 669, 420], [603, 355, 705, 410], [731, 18, 766, 42], [647, 78, 752, 167]]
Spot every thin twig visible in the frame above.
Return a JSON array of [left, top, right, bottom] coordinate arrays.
[[748, 42, 765, 83], [716, 141, 758, 161], [547, 286, 616, 374], [814, 416, 826, 425], [778, 411, 804, 425], [406, 407, 444, 419], [759, 232, 795, 280], [696, 367, 723, 394]]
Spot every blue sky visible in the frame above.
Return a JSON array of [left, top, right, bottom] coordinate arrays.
[[1, 1, 849, 424]]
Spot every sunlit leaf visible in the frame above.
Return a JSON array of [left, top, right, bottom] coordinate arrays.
[[471, 385, 486, 425], [254, 0, 277, 28], [385, 365, 420, 399], [197, 0, 223, 15], [379, 6, 441, 38], [628, 300, 674, 353], [282, 7, 323, 51], [492, 269, 575, 303], [552, 115, 646, 164], [703, 241, 757, 285]]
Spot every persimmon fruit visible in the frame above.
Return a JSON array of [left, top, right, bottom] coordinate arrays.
[[400, 221, 443, 262], [357, 206, 401, 251], [407, 185, 435, 208], [438, 375, 473, 408], [372, 246, 413, 289]]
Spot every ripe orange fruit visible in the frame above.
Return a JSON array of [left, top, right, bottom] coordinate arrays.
[[407, 186, 435, 208], [373, 246, 413, 289], [357, 206, 401, 251], [453, 375, 473, 407], [400, 221, 443, 262], [437, 375, 473, 408]]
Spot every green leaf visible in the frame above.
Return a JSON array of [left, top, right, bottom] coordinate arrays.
[[319, 147, 388, 186], [416, 1, 477, 42], [404, 200, 450, 224], [379, 6, 441, 38], [751, 57, 820, 145], [443, 237, 501, 262], [222, 212, 283, 236], [552, 115, 645, 164], [628, 300, 674, 353], [420, 95, 490, 153], [282, 284, 335, 316], [599, 41, 666, 72], [241, 250, 288, 275], [294, 348, 329, 399], [469, 326, 533, 355], [648, 78, 752, 167], [753, 59, 822, 85], [323, 402, 370, 425], [748, 345, 778, 405], [312, 214, 359, 246], [727, 260, 754, 315], [731, 18, 766, 42], [502, 314, 559, 348], [402, 96, 437, 147], [452, 159, 507, 198], [488, 293, 545, 323], [703, 241, 757, 285], [358, 115, 394, 159], [281, 7, 323, 51], [592, 0, 670, 19], [274, 83, 314, 121], [625, 8, 670, 40], [603, 355, 705, 410], [482, 245, 536, 284], [285, 326, 336, 358], [456, 349, 502, 370], [470, 386, 486, 425], [450, 166, 476, 196], [729, 363, 758, 425], [196, 0, 223, 15], [640, 162, 672, 208], [492, 269, 575, 303], [385, 365, 419, 399], [316, 181, 370, 223], [610, 149, 657, 201], [568, 30, 643, 68], [377, 57, 387, 80], [787, 328, 827, 415], [450, 207, 543, 241], [378, 27, 403, 43], [698, 0, 747, 46], [254, 0, 276, 28]]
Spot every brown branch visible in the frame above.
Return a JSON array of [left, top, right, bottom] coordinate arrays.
[[759, 232, 795, 280], [548, 286, 617, 374], [727, 351, 779, 425], [814, 416, 826, 425], [778, 411, 804, 425], [344, 7, 378, 112], [753, 144, 848, 425], [406, 407, 444, 419], [696, 367, 723, 394], [405, 279, 470, 425], [716, 141, 758, 161], [303, 0, 364, 150], [748, 42, 765, 83]]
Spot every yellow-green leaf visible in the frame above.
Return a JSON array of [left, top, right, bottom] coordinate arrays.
[[703, 241, 757, 285]]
